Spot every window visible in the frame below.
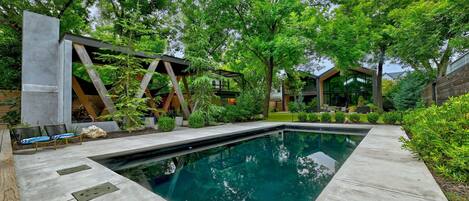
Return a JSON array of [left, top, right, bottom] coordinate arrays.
[[323, 71, 372, 107]]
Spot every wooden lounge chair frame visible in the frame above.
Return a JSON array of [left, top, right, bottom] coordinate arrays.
[[11, 126, 56, 151]]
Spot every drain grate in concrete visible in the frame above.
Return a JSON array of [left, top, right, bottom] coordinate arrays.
[[72, 182, 119, 201], [57, 165, 91, 175]]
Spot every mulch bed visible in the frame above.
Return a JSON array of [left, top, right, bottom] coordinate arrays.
[[432, 171, 469, 201]]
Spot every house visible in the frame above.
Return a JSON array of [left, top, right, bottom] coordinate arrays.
[[271, 67, 377, 111], [383, 71, 406, 80]]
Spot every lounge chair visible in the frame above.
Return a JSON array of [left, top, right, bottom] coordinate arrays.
[[11, 126, 55, 151], [44, 124, 83, 145]]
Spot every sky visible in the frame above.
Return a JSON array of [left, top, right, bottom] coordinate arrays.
[[313, 59, 407, 76]]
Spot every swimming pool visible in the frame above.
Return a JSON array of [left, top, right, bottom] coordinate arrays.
[[96, 128, 364, 201]]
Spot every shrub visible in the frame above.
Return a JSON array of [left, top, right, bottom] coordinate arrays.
[[298, 112, 308, 122], [320, 112, 331, 123], [307, 113, 319, 122], [349, 113, 360, 123], [357, 96, 366, 107], [383, 112, 399, 124], [348, 105, 357, 113], [367, 112, 380, 124], [401, 94, 469, 182], [158, 117, 175, 132], [367, 103, 378, 112], [223, 105, 241, 122], [334, 112, 345, 123], [189, 111, 205, 128], [306, 98, 318, 112]]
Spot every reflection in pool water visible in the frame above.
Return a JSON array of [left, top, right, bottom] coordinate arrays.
[[116, 131, 363, 201]]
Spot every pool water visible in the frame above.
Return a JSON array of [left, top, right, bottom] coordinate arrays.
[[114, 131, 363, 201]]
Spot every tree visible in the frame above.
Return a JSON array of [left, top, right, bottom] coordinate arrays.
[[389, 0, 469, 77], [0, 0, 93, 89], [179, 0, 320, 118], [316, 0, 412, 111]]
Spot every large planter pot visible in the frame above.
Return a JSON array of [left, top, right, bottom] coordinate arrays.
[[356, 106, 371, 114], [175, 116, 184, 127], [144, 117, 155, 128]]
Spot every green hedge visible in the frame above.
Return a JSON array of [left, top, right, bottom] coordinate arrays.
[[189, 111, 205, 128], [367, 113, 380, 124], [298, 112, 308, 122], [334, 112, 345, 123], [383, 112, 400, 124], [401, 94, 469, 183], [158, 117, 175, 132], [320, 113, 331, 123], [307, 113, 319, 122], [349, 113, 360, 123]]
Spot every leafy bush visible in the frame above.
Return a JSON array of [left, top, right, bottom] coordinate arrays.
[[334, 112, 345, 123], [367, 103, 378, 112], [158, 117, 175, 132], [348, 105, 357, 113], [189, 111, 205, 128], [307, 113, 319, 122], [320, 112, 331, 123], [306, 98, 318, 112], [401, 94, 469, 182], [367, 112, 380, 124], [349, 113, 360, 123], [383, 112, 400, 124], [298, 112, 308, 122], [357, 96, 366, 107], [223, 105, 241, 122], [288, 101, 306, 113]]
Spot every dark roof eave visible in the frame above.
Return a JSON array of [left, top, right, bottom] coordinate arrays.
[[61, 33, 190, 66]]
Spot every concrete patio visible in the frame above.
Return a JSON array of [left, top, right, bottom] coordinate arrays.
[[13, 122, 447, 201]]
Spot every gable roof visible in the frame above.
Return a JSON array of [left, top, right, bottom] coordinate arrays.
[[383, 71, 406, 80]]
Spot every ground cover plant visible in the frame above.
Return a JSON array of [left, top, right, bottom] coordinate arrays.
[[401, 94, 469, 184]]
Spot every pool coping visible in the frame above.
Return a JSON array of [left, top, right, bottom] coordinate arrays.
[[13, 122, 446, 201]]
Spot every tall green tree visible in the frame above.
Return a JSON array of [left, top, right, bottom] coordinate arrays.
[[316, 0, 412, 111], [0, 0, 93, 89], [389, 0, 469, 77], [180, 0, 321, 118]]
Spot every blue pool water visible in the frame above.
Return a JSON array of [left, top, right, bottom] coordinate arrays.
[[113, 130, 363, 201]]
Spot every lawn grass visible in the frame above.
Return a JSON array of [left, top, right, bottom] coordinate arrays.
[[267, 112, 384, 124]]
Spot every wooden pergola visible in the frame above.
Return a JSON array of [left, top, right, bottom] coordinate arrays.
[[62, 34, 193, 119]]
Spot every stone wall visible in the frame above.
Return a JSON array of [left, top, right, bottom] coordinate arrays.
[[422, 63, 469, 105]]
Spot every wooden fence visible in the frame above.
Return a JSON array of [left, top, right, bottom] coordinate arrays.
[[0, 90, 20, 124], [422, 63, 469, 105], [0, 129, 20, 201]]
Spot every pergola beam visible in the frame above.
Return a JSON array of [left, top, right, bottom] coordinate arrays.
[[164, 61, 191, 118], [71, 76, 98, 119], [73, 44, 116, 114], [136, 59, 160, 98]]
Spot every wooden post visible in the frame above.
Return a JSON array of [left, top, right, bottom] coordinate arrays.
[[136, 59, 160, 98], [73, 44, 116, 114], [164, 61, 190, 118], [163, 89, 175, 112], [0, 129, 20, 201], [71, 76, 98, 119], [145, 89, 160, 117], [182, 76, 192, 111]]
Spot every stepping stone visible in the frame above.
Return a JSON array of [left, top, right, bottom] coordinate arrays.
[[72, 182, 119, 201], [57, 165, 91, 175]]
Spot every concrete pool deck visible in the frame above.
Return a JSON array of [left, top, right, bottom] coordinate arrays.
[[13, 122, 447, 201]]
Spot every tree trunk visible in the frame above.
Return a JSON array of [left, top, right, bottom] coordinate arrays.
[[437, 47, 452, 78], [375, 47, 385, 112], [263, 56, 274, 119]]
